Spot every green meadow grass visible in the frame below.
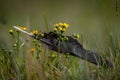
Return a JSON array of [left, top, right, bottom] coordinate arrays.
[[0, 26, 120, 80]]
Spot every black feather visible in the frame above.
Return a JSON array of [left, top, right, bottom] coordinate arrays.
[[34, 32, 113, 68]]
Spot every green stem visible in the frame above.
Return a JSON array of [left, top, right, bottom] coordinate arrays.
[[16, 31, 20, 54], [43, 15, 49, 32]]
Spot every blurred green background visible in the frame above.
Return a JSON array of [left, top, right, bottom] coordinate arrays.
[[0, 0, 120, 50]]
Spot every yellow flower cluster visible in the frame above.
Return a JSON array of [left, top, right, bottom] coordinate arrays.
[[30, 30, 38, 35], [53, 22, 69, 33]]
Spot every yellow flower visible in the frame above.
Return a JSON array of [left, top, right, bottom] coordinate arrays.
[[9, 29, 13, 34], [58, 27, 62, 31], [30, 30, 38, 35], [61, 28, 66, 32], [73, 33, 76, 36], [73, 33, 80, 39], [51, 53, 57, 58], [22, 27, 27, 30], [18, 26, 27, 30], [53, 27, 58, 31], [30, 48, 36, 53], [54, 22, 69, 27], [63, 23, 69, 28], [40, 33, 44, 37], [59, 22, 63, 26], [76, 34, 80, 38], [54, 23, 59, 27]]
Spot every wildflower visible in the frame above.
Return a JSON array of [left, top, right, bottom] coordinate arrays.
[[53, 22, 69, 35], [51, 53, 57, 58], [54, 23, 59, 27], [21, 27, 27, 30], [40, 33, 44, 37], [30, 30, 38, 35], [58, 27, 62, 31], [61, 28, 66, 32], [30, 48, 36, 53], [59, 22, 63, 26], [73, 33, 80, 39], [63, 23, 69, 28], [76, 34, 80, 38], [9, 29, 13, 34], [18, 26, 27, 30], [53, 27, 58, 32]]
